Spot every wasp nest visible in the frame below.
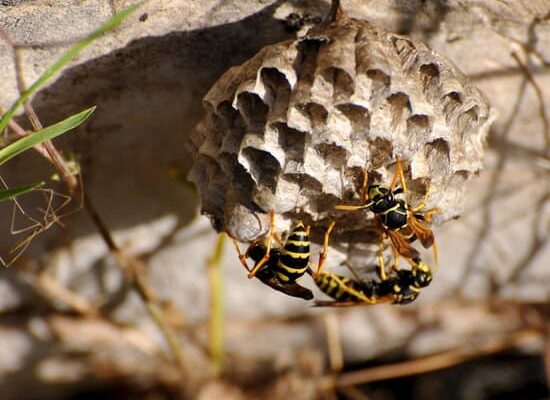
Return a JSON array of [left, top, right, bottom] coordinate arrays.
[[189, 11, 495, 246]]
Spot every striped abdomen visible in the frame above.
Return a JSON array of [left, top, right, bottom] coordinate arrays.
[[276, 223, 310, 283], [314, 272, 376, 303]]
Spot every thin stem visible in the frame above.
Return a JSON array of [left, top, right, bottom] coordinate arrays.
[[325, 313, 344, 373], [11, 40, 79, 192], [207, 233, 226, 377], [33, 271, 98, 316]]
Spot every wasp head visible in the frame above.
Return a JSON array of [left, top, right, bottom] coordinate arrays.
[[389, 270, 421, 304], [412, 261, 433, 288], [367, 184, 395, 212], [247, 243, 267, 263], [367, 184, 389, 201]]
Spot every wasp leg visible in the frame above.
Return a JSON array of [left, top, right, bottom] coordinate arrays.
[[410, 180, 441, 214], [432, 239, 439, 270], [389, 156, 408, 193], [411, 185, 440, 267], [376, 251, 388, 281], [375, 240, 387, 280], [413, 182, 431, 212], [405, 256, 419, 267], [421, 208, 441, 222], [247, 210, 276, 278], [316, 221, 336, 278], [273, 232, 285, 248], [335, 204, 371, 211], [231, 239, 251, 272], [336, 168, 372, 212], [413, 210, 439, 267], [388, 235, 402, 272], [372, 217, 393, 278], [418, 207, 440, 268], [409, 181, 440, 266], [360, 167, 369, 204], [411, 191, 430, 212]]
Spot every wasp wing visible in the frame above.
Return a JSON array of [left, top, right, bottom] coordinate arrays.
[[257, 274, 314, 300], [408, 213, 434, 248], [388, 229, 420, 259]]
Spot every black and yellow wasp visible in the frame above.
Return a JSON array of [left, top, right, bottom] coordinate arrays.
[[335, 156, 439, 266], [309, 222, 433, 306], [232, 210, 313, 300]]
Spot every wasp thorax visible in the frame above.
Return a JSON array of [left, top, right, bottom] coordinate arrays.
[[188, 11, 495, 250], [247, 244, 270, 263]]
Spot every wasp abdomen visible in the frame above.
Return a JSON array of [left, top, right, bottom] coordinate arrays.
[[276, 224, 310, 282], [315, 272, 375, 303]]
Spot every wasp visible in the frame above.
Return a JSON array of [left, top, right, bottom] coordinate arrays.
[[335, 156, 439, 266], [310, 222, 433, 306], [232, 210, 313, 300]]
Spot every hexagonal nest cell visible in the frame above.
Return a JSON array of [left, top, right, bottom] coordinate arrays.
[[188, 11, 495, 249]]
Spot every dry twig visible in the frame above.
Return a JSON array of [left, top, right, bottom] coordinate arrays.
[[317, 330, 540, 390]]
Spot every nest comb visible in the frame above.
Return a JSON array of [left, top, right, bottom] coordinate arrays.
[[188, 3, 495, 247]]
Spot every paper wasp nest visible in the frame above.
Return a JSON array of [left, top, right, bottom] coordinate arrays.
[[189, 14, 495, 246]]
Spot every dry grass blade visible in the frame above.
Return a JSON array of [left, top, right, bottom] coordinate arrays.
[[48, 315, 161, 357], [21, 269, 98, 316], [325, 312, 344, 373], [2, 186, 73, 267]]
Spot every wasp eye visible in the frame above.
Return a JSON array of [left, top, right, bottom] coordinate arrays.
[[414, 271, 432, 288]]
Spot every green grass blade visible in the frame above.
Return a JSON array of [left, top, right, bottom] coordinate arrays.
[[207, 233, 226, 377], [0, 1, 144, 132], [0, 182, 44, 202], [0, 106, 95, 166]]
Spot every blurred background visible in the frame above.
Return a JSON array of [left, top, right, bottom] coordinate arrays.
[[0, 0, 548, 399]]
